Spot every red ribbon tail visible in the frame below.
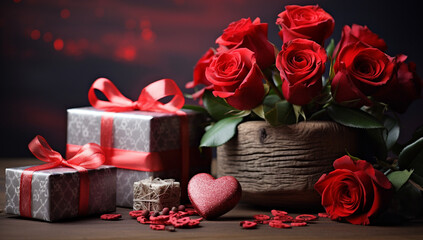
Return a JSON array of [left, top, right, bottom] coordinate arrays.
[[78, 169, 90, 215]]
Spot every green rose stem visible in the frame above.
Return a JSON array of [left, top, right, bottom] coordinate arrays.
[[262, 68, 284, 101]]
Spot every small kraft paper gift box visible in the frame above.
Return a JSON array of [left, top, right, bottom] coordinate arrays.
[[5, 136, 116, 222], [133, 177, 180, 212], [66, 78, 211, 208]]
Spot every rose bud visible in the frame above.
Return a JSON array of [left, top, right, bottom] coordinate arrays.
[[185, 48, 215, 101], [333, 24, 387, 59], [372, 54, 421, 113]]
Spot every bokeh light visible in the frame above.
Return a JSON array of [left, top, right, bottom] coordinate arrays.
[[53, 38, 64, 51], [30, 29, 41, 40], [60, 9, 70, 19]]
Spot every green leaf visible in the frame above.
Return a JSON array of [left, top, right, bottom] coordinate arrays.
[[394, 181, 423, 219], [413, 125, 423, 139], [383, 115, 400, 150], [263, 95, 296, 126], [399, 137, 423, 176], [184, 93, 193, 99], [292, 104, 306, 122], [407, 125, 423, 146], [309, 109, 330, 121], [345, 150, 361, 161], [329, 58, 336, 82], [327, 104, 385, 129], [252, 105, 265, 119], [387, 169, 414, 191], [326, 38, 335, 58], [182, 105, 209, 115], [202, 90, 239, 121], [271, 70, 283, 88], [199, 117, 243, 147]]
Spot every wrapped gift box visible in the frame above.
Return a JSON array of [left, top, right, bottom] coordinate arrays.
[[66, 107, 211, 207], [5, 165, 116, 222], [133, 178, 180, 211]]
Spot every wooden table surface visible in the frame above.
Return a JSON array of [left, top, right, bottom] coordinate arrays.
[[1, 159, 423, 240]]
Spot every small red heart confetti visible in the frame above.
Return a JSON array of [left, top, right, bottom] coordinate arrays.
[[137, 216, 151, 224], [240, 221, 257, 229], [253, 214, 271, 221], [271, 210, 288, 216], [296, 214, 318, 222], [269, 220, 291, 229], [188, 173, 242, 220], [100, 213, 122, 221], [150, 224, 165, 230], [129, 210, 147, 218], [173, 217, 191, 228], [187, 219, 202, 228], [273, 215, 293, 222], [150, 215, 170, 222], [291, 221, 307, 227]]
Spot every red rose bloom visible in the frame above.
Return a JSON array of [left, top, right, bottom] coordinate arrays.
[[373, 54, 422, 113], [331, 42, 395, 107], [186, 48, 215, 100], [276, 38, 327, 106], [333, 24, 387, 58], [216, 17, 276, 69], [276, 5, 335, 46], [205, 48, 265, 110], [314, 155, 392, 225]]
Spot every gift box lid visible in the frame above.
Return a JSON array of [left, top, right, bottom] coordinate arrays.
[[67, 107, 206, 152]]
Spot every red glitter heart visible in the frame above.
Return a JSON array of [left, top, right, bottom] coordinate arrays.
[[188, 173, 242, 220]]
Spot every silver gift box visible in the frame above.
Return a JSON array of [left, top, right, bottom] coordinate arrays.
[[4, 165, 116, 222], [66, 107, 211, 208]]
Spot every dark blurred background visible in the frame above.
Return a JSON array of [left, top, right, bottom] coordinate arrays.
[[1, 0, 422, 157]]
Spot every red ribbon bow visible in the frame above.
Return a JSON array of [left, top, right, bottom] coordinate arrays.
[[88, 77, 185, 113], [20, 135, 105, 218]]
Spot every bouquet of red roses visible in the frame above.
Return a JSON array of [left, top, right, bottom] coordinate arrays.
[[185, 5, 423, 225]]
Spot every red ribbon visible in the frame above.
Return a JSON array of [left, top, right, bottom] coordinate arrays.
[[87, 78, 190, 197], [20, 135, 105, 218], [88, 78, 185, 113]]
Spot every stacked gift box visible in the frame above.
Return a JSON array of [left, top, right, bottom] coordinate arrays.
[[4, 78, 211, 221], [66, 106, 211, 207]]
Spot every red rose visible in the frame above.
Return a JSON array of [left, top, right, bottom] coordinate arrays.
[[333, 24, 387, 58], [331, 42, 395, 107], [216, 17, 276, 69], [276, 5, 335, 45], [186, 48, 215, 100], [276, 38, 327, 105], [314, 155, 392, 225], [205, 48, 265, 110], [373, 54, 422, 113]]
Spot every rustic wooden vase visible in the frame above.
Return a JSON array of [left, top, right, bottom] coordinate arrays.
[[216, 121, 359, 209]]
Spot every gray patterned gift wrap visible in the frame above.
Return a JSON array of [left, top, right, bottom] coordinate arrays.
[[66, 107, 212, 207], [133, 178, 180, 212], [4, 165, 116, 222]]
